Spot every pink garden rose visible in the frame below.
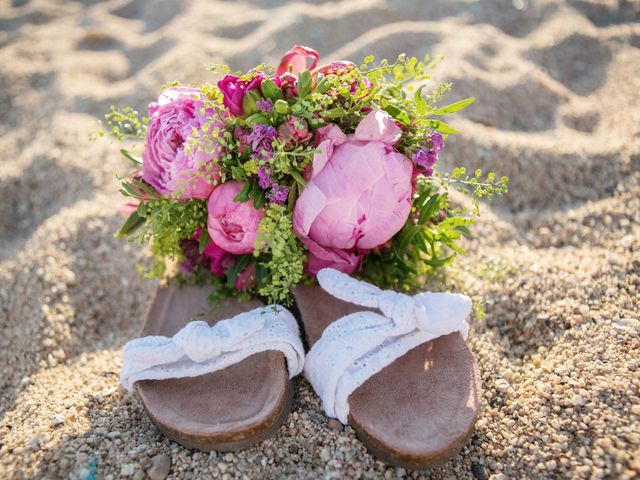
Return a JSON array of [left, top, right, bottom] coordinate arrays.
[[293, 110, 413, 275], [218, 72, 265, 116], [142, 87, 220, 200], [207, 182, 264, 255]]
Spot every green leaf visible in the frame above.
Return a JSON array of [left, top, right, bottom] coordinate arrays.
[[429, 120, 460, 135], [287, 182, 298, 210], [198, 228, 210, 254], [414, 85, 427, 115], [120, 181, 143, 199], [116, 211, 146, 237], [131, 179, 160, 198], [418, 194, 442, 225], [255, 263, 269, 287], [323, 107, 347, 119], [230, 165, 247, 181], [252, 190, 266, 209], [120, 149, 143, 166], [233, 182, 252, 203], [430, 97, 475, 116], [297, 71, 312, 98], [383, 104, 411, 125], [455, 225, 473, 238], [423, 254, 455, 268], [290, 170, 306, 188], [314, 76, 331, 94], [225, 255, 252, 288]]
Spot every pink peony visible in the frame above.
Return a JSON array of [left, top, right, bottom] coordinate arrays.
[[142, 87, 220, 200], [218, 72, 265, 116], [207, 182, 264, 255], [293, 110, 413, 275]]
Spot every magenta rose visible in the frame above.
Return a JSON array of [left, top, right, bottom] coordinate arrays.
[[218, 72, 265, 116], [142, 87, 220, 200], [202, 240, 234, 276], [293, 110, 413, 275], [207, 181, 264, 255]]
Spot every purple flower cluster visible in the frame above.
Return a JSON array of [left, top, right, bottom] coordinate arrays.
[[258, 166, 289, 204], [412, 133, 444, 177], [257, 165, 273, 189], [256, 98, 273, 113], [266, 184, 290, 205], [246, 123, 276, 162]]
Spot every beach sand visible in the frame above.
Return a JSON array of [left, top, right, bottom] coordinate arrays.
[[0, 0, 639, 478]]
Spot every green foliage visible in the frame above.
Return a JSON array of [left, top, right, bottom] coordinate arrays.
[[253, 205, 305, 305], [103, 106, 147, 140], [361, 179, 472, 291], [130, 197, 208, 278], [439, 167, 509, 214]]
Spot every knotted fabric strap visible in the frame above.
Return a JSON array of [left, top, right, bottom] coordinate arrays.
[[304, 268, 471, 423], [120, 305, 305, 391]]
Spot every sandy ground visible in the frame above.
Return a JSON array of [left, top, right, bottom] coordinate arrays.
[[1, 0, 639, 478]]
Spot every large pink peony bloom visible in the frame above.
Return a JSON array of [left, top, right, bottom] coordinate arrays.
[[293, 110, 413, 275], [207, 182, 264, 255], [142, 87, 220, 200]]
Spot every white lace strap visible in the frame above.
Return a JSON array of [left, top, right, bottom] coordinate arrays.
[[305, 268, 471, 423], [120, 305, 305, 391]]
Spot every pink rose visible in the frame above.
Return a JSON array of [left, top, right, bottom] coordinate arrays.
[[207, 182, 264, 254], [218, 72, 265, 116], [142, 87, 220, 200], [293, 110, 413, 275]]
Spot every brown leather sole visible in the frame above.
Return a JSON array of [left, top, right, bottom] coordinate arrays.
[[134, 285, 293, 451], [294, 284, 482, 469]]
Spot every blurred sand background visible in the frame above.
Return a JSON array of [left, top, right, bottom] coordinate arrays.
[[1, 0, 639, 478]]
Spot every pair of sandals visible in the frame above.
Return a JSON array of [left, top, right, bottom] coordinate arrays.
[[120, 268, 482, 469]]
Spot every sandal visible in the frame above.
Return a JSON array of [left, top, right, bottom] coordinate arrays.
[[120, 284, 305, 451], [295, 268, 482, 469]]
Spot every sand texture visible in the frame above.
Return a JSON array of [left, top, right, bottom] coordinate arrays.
[[1, 0, 639, 478]]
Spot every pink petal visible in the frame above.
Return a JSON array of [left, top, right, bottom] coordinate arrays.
[[353, 109, 402, 144], [276, 45, 320, 76]]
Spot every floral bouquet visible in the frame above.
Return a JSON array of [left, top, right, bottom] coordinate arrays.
[[103, 45, 507, 305]]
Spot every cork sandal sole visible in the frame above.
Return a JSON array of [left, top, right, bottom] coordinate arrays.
[[295, 283, 482, 469], [134, 285, 292, 451]]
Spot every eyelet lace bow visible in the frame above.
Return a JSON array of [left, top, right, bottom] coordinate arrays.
[[120, 305, 304, 391], [305, 268, 472, 423]]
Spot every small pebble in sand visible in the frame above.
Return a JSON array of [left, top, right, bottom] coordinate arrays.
[[147, 453, 171, 480], [495, 378, 510, 393], [120, 464, 135, 476], [51, 414, 65, 427]]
